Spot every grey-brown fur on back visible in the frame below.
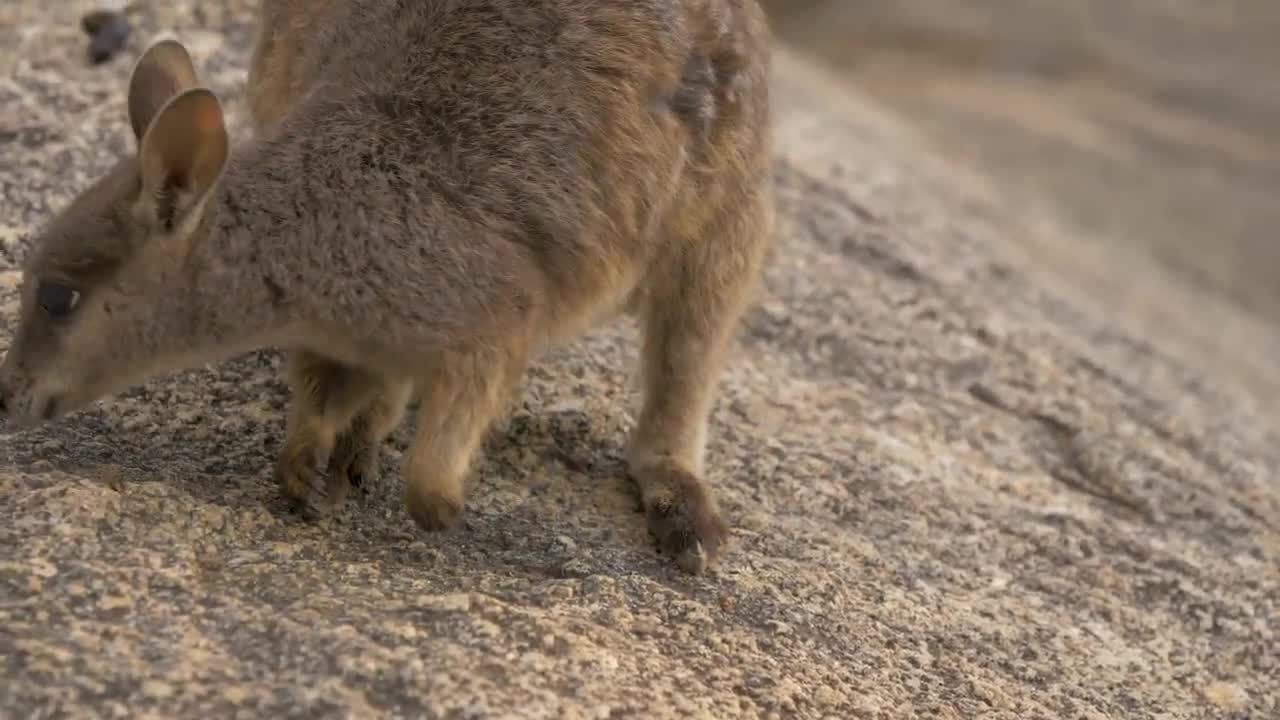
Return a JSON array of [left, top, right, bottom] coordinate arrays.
[[236, 0, 772, 356]]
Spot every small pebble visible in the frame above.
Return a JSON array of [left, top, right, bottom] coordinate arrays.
[[765, 619, 791, 635], [740, 511, 769, 531], [104, 468, 127, 493], [558, 559, 593, 579], [547, 583, 575, 600]]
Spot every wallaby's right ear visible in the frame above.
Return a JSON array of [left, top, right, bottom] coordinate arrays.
[[137, 88, 229, 232], [128, 39, 199, 142]]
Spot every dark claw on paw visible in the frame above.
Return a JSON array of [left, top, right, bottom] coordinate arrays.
[[634, 461, 729, 575]]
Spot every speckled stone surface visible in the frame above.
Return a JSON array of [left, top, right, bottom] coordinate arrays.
[[1, 3, 1277, 718]]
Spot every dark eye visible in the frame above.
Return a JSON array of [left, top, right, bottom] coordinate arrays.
[[37, 283, 81, 317]]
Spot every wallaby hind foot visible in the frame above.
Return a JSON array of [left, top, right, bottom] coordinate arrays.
[[626, 197, 772, 573]]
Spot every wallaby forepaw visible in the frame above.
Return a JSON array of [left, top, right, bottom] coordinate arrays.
[[276, 446, 346, 517], [634, 461, 729, 575], [328, 433, 379, 493]]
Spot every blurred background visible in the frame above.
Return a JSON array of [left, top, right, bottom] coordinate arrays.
[[762, 0, 1280, 329]]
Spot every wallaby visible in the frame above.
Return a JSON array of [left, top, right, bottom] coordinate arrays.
[[0, 0, 774, 574]]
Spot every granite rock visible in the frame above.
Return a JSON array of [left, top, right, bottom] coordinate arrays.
[[1, 2, 1276, 718]]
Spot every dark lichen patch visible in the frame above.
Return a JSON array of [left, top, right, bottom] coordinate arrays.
[[80, 9, 131, 65]]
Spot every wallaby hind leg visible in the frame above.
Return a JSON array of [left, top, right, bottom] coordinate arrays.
[[276, 351, 394, 514], [401, 345, 527, 533], [327, 379, 413, 493], [628, 202, 771, 574]]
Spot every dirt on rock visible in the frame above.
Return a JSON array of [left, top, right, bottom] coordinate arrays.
[[1, 2, 1277, 718]]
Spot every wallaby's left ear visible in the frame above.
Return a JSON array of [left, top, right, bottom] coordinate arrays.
[[137, 87, 229, 230], [128, 39, 200, 142]]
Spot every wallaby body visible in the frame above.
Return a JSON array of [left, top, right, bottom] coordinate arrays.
[[0, 0, 774, 573]]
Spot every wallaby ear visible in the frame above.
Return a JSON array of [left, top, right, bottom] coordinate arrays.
[[128, 39, 199, 142], [138, 88, 229, 230]]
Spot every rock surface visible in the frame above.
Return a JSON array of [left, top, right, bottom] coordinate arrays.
[[764, 0, 1280, 328], [1, 2, 1277, 718]]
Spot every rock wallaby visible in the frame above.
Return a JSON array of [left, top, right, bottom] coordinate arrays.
[[0, 0, 774, 574]]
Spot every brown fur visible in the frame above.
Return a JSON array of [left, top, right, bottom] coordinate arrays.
[[0, 0, 775, 574]]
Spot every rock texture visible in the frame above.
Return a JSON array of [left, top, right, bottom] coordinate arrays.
[[763, 0, 1280, 328], [1, 2, 1277, 718]]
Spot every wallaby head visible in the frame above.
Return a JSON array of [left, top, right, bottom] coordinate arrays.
[[0, 40, 230, 428]]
